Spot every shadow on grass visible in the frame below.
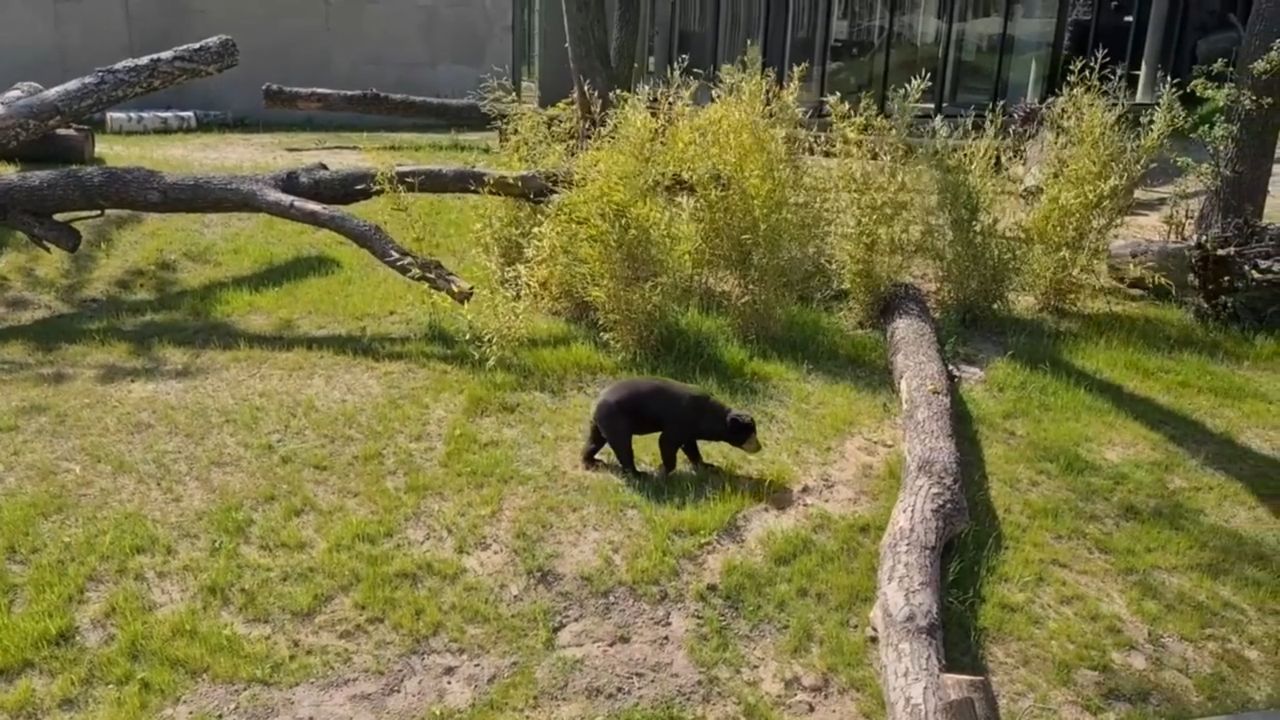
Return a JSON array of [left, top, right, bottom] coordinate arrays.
[[2, 257, 889, 397], [0, 256, 486, 375], [943, 390, 1004, 679], [632, 306, 890, 397], [590, 461, 788, 508], [992, 312, 1279, 516]]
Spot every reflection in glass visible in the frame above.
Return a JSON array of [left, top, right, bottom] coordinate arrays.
[[885, 0, 943, 105], [788, 0, 829, 99], [719, 0, 766, 66], [826, 0, 891, 101], [676, 0, 718, 74], [941, 0, 1006, 107], [518, 0, 540, 102], [1000, 0, 1060, 103]]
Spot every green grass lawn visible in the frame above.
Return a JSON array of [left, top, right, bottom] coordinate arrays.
[[1, 131, 1277, 719]]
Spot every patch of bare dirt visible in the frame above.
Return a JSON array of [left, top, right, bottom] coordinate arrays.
[[699, 432, 896, 583], [537, 586, 714, 714], [164, 647, 513, 720], [740, 646, 866, 719]]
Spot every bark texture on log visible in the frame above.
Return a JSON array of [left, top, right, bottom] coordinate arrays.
[[0, 82, 96, 165], [871, 283, 983, 720], [0, 164, 491, 303], [1107, 238, 1193, 297], [262, 84, 493, 127], [0, 35, 239, 152], [2, 127, 96, 165]]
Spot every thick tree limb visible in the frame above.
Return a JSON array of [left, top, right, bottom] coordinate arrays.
[[270, 164, 560, 204], [0, 82, 96, 165], [870, 284, 996, 720], [0, 35, 239, 152], [0, 209, 83, 253], [0, 164, 487, 303], [262, 83, 493, 127]]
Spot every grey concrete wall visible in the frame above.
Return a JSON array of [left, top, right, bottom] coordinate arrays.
[[0, 0, 513, 126]]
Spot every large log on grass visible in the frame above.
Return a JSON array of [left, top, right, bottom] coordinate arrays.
[[0, 35, 239, 152], [871, 284, 999, 720], [1107, 239, 1193, 297], [262, 84, 493, 127], [0, 83, 95, 165]]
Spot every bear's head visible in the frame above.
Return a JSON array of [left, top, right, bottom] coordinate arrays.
[[727, 411, 761, 454]]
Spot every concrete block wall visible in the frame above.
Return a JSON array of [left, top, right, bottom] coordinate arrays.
[[0, 0, 513, 126]]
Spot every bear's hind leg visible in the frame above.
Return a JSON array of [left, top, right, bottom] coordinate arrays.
[[582, 422, 607, 470]]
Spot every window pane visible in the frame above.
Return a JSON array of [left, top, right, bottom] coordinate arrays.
[[826, 0, 891, 101], [788, 0, 828, 99], [885, 0, 943, 105], [940, 0, 1007, 107], [720, 0, 766, 67], [676, 0, 718, 74], [1000, 0, 1059, 103]]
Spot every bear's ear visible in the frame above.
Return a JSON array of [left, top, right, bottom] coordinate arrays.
[[728, 412, 755, 432]]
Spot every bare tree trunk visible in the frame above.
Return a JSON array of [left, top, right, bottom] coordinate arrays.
[[1196, 0, 1280, 232], [0, 82, 96, 164], [0, 163, 553, 303], [562, 0, 617, 121], [261, 84, 494, 127], [870, 284, 998, 720], [0, 35, 239, 152], [611, 0, 643, 90]]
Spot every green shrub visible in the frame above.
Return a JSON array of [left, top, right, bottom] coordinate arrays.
[[476, 56, 1181, 356], [480, 57, 832, 356], [820, 79, 935, 323], [925, 110, 1020, 321], [1016, 60, 1183, 310]]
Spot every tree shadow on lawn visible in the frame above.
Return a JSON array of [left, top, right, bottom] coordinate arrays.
[[991, 310, 1279, 516], [0, 257, 891, 396], [943, 389, 1004, 680], [587, 460, 793, 508]]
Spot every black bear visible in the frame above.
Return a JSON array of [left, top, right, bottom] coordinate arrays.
[[581, 377, 761, 477]]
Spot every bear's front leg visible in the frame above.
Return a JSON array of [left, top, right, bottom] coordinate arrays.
[[657, 432, 682, 479], [681, 439, 717, 473]]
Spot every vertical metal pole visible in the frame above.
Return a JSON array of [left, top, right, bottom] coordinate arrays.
[[1135, 0, 1169, 102], [937, 0, 954, 112], [879, 0, 898, 111], [992, 0, 1015, 105]]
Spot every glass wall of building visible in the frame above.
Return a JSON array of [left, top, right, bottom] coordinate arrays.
[[516, 0, 1192, 114], [825, 0, 891, 100]]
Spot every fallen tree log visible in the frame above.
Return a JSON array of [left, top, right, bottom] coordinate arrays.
[[0, 35, 239, 152], [0, 82, 96, 165], [2, 127, 96, 165], [262, 83, 493, 127], [1191, 219, 1280, 330], [871, 283, 999, 720], [1107, 238, 1193, 297], [0, 163, 532, 303]]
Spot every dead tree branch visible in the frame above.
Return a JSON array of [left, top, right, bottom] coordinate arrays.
[[0, 163, 540, 303], [0, 35, 239, 153], [870, 283, 999, 720], [262, 84, 494, 127]]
